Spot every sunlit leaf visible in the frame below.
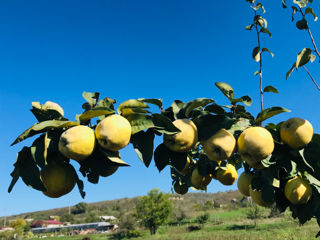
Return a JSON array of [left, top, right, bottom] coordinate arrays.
[[256, 107, 291, 123], [296, 48, 313, 68], [263, 85, 279, 93], [11, 120, 79, 146], [215, 82, 234, 100]]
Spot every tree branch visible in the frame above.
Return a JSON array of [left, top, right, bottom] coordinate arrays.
[[303, 65, 320, 91]]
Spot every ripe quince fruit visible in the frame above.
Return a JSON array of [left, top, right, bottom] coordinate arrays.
[[59, 125, 95, 161], [202, 129, 236, 162], [95, 114, 132, 152], [249, 185, 273, 207], [216, 164, 238, 186], [163, 119, 198, 152], [237, 172, 254, 196], [191, 168, 212, 190], [40, 162, 76, 198], [284, 176, 312, 204], [237, 127, 274, 167], [280, 117, 313, 149]]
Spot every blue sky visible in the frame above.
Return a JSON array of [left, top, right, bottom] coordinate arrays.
[[0, 0, 319, 216]]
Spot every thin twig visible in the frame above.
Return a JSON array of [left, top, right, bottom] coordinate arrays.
[[299, 8, 320, 58], [253, 3, 264, 124], [302, 65, 320, 90]]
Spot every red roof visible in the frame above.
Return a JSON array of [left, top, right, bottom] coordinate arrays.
[[31, 220, 63, 227]]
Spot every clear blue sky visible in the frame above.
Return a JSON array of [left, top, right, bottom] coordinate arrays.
[[0, 0, 319, 216]]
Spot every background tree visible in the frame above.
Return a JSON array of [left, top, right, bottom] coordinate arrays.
[[134, 188, 172, 235], [246, 203, 264, 227], [72, 202, 88, 214]]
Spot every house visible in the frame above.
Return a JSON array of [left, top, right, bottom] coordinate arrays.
[[100, 216, 117, 221], [31, 222, 115, 234], [31, 219, 63, 228], [0, 227, 14, 232]]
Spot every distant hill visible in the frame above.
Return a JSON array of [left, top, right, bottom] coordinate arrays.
[[5, 190, 242, 224]]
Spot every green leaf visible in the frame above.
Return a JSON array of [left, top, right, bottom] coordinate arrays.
[[215, 82, 234, 100], [77, 107, 115, 123], [169, 151, 188, 173], [99, 148, 130, 166], [252, 46, 261, 62], [263, 85, 279, 93], [126, 113, 154, 135], [117, 99, 149, 115], [305, 7, 318, 21], [228, 118, 251, 134], [82, 91, 100, 107], [245, 24, 254, 30], [260, 27, 272, 37], [10, 147, 46, 192], [296, 19, 308, 30], [152, 114, 181, 135], [292, 6, 298, 21], [255, 107, 291, 124], [74, 172, 86, 198], [204, 103, 226, 114], [31, 102, 65, 122], [254, 15, 267, 27], [130, 130, 155, 167], [184, 98, 214, 117], [262, 48, 274, 57], [194, 114, 235, 141], [286, 63, 296, 80], [11, 120, 79, 146], [296, 48, 313, 68], [138, 98, 163, 109], [231, 95, 252, 106], [282, 0, 287, 8], [96, 97, 116, 110], [30, 134, 47, 169], [303, 134, 320, 179], [310, 54, 316, 63], [253, 3, 266, 13], [171, 100, 185, 119], [293, 0, 308, 8], [254, 70, 260, 76], [8, 168, 20, 193], [154, 143, 170, 172]]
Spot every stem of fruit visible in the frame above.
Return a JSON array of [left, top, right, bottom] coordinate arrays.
[[302, 66, 320, 91]]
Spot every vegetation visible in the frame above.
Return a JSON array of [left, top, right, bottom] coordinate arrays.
[[5, 0, 320, 238], [134, 189, 173, 235]]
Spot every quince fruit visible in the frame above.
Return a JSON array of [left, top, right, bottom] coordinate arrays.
[[280, 117, 313, 149], [59, 125, 95, 161], [237, 172, 254, 196], [216, 164, 238, 186], [163, 119, 198, 152], [41, 162, 76, 198], [95, 114, 132, 152], [284, 176, 312, 204], [237, 127, 274, 167], [202, 129, 236, 162]]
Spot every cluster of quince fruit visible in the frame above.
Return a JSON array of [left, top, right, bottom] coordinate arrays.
[[38, 102, 132, 198], [167, 116, 314, 208]]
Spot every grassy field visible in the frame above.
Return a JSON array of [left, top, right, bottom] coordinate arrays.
[[27, 208, 319, 240]]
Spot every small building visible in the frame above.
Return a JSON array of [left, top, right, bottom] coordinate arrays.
[[100, 216, 117, 221], [31, 222, 114, 234], [31, 220, 63, 228], [0, 227, 14, 232]]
